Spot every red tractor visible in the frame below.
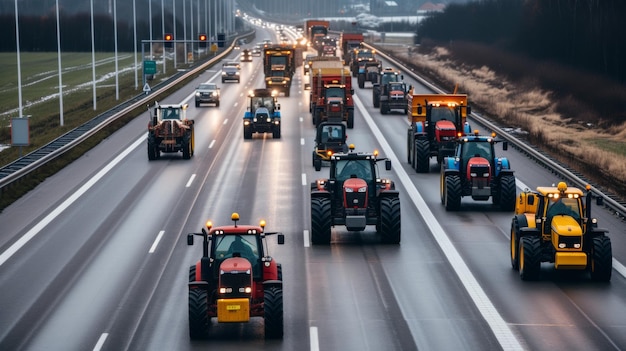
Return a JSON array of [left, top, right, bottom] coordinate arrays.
[[187, 213, 285, 339], [310, 145, 401, 244]]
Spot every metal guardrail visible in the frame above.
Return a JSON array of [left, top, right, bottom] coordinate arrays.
[[365, 42, 626, 221], [0, 32, 253, 192]]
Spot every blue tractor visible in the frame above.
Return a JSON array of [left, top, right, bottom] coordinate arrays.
[[243, 89, 281, 139], [440, 131, 516, 211]]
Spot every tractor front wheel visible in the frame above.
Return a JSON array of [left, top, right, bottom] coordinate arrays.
[[264, 286, 284, 339], [311, 197, 332, 245], [188, 288, 210, 339], [414, 139, 430, 173], [498, 175, 517, 211], [519, 236, 541, 281], [444, 175, 462, 211], [347, 110, 354, 129], [379, 196, 401, 244], [590, 235, 612, 282]]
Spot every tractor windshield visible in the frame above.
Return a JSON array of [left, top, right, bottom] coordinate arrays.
[[325, 87, 345, 99], [215, 234, 259, 262], [547, 197, 581, 221], [335, 159, 372, 181], [462, 141, 493, 160], [430, 106, 456, 123], [161, 108, 181, 120], [389, 82, 404, 91], [381, 74, 399, 85], [251, 97, 275, 111], [321, 125, 344, 142]]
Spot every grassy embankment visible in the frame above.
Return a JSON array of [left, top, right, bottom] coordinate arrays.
[[374, 38, 626, 198]]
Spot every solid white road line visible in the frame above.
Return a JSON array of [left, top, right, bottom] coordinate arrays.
[[149, 230, 165, 253]]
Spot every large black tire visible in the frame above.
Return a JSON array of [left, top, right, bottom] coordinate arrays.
[[347, 110, 354, 129], [444, 175, 462, 211], [373, 91, 380, 108], [189, 265, 197, 282], [264, 286, 284, 339], [310, 197, 332, 245], [498, 175, 517, 211], [195, 101, 200, 107], [358, 74, 365, 88], [273, 124, 281, 139], [439, 170, 446, 205], [243, 125, 252, 139], [216, 100, 220, 107], [406, 132, 412, 165], [510, 219, 520, 270], [590, 235, 612, 281], [519, 236, 542, 281], [380, 102, 388, 114], [284, 87, 290, 97], [379, 196, 401, 244], [147, 141, 157, 160], [414, 139, 430, 173], [188, 288, 210, 339], [182, 138, 191, 160]]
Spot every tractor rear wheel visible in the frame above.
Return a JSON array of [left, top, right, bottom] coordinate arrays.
[[444, 175, 462, 211], [311, 197, 331, 245], [182, 138, 191, 159], [358, 74, 365, 88], [373, 92, 380, 108], [148, 141, 157, 160], [347, 110, 354, 129], [264, 286, 284, 339], [590, 235, 612, 281], [510, 219, 520, 270], [188, 288, 210, 339], [497, 175, 517, 211], [379, 196, 401, 244], [414, 139, 430, 173], [519, 236, 541, 281]]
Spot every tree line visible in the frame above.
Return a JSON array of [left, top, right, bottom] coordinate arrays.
[[417, 0, 626, 83]]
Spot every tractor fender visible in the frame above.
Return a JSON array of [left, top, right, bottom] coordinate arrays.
[[463, 122, 471, 135], [513, 214, 529, 229], [414, 121, 425, 134], [244, 111, 253, 119], [587, 228, 609, 237], [496, 168, 515, 180], [495, 157, 512, 175], [273, 111, 281, 119], [311, 189, 331, 199], [262, 280, 283, 289], [442, 157, 460, 172], [188, 281, 209, 290], [518, 226, 540, 238], [378, 189, 399, 198]]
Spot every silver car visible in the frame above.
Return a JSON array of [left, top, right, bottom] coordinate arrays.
[[195, 83, 220, 107]]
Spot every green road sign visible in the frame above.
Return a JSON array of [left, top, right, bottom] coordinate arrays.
[[144, 60, 157, 75]]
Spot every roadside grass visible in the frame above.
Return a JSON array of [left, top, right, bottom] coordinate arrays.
[[379, 41, 626, 197]]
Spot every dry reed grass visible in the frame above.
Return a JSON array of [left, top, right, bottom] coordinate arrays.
[[386, 44, 626, 197]]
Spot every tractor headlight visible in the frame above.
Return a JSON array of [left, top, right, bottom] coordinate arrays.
[[195, 92, 201, 97], [266, 117, 271, 122], [239, 287, 252, 293], [470, 172, 477, 177], [345, 188, 354, 193], [358, 187, 367, 192], [219, 287, 233, 294]]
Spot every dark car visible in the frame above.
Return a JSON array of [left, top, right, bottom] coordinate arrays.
[[241, 49, 252, 62]]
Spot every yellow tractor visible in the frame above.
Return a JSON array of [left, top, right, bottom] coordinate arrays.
[[510, 182, 612, 281]]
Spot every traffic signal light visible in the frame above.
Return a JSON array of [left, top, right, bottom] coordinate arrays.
[[198, 33, 207, 41], [198, 33, 207, 48], [164, 33, 173, 41]]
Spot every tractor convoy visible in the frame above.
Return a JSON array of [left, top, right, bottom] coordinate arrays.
[[156, 31, 616, 344], [187, 213, 285, 339]]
